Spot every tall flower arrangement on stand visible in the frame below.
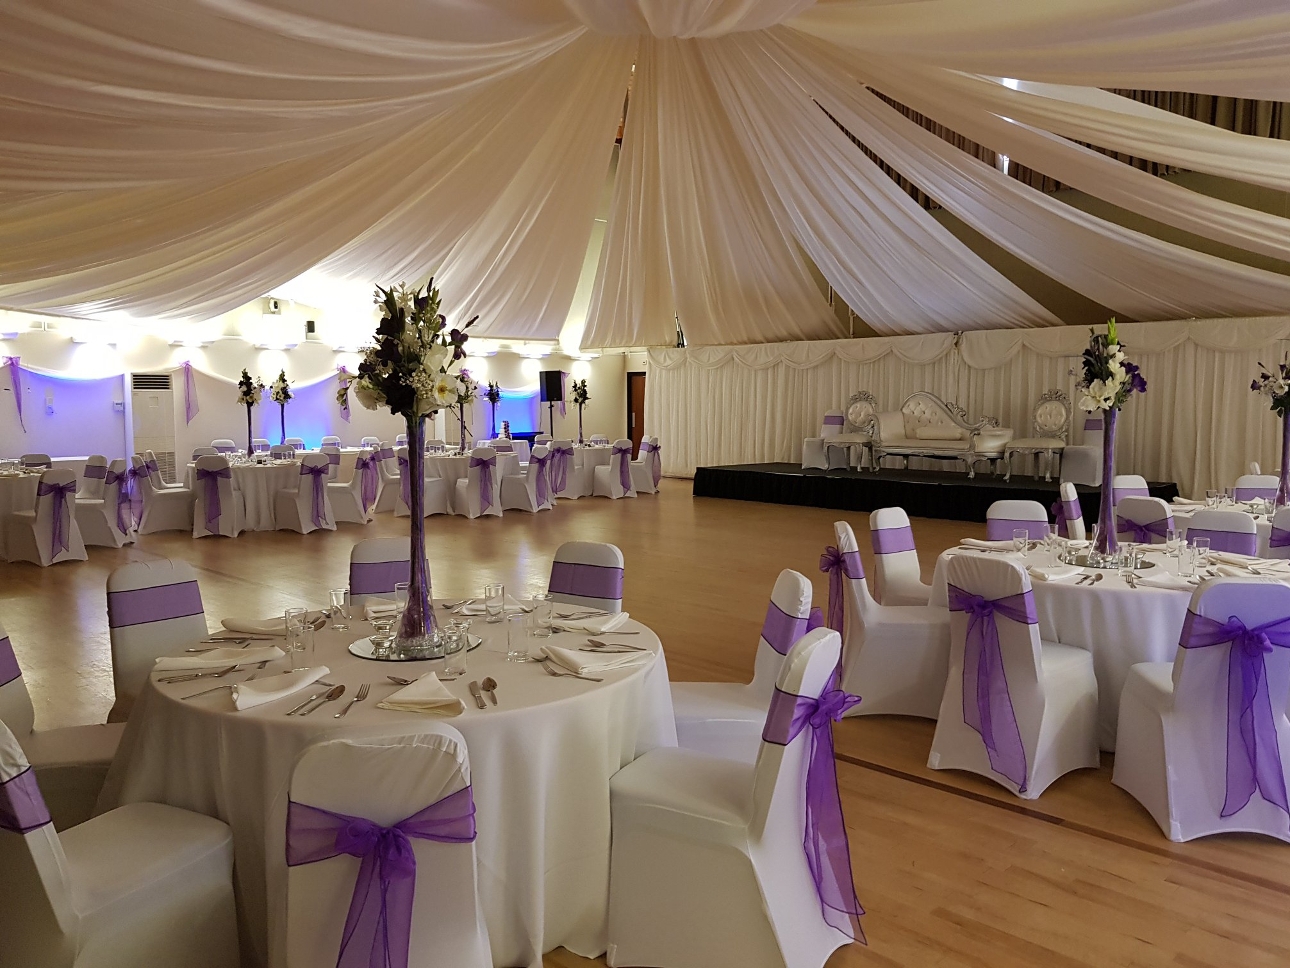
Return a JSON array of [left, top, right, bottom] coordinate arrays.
[[1251, 357, 1290, 506], [270, 370, 292, 444], [571, 379, 590, 444], [353, 279, 475, 654], [1077, 318, 1147, 556], [485, 381, 502, 438], [456, 370, 478, 449], [236, 369, 264, 454]]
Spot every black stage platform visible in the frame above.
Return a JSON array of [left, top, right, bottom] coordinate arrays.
[[692, 463, 1179, 524]]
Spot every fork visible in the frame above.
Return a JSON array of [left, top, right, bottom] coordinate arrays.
[[539, 659, 603, 682], [335, 683, 370, 718]]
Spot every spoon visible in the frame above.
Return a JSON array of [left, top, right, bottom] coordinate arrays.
[[481, 676, 498, 705], [297, 684, 345, 716], [387, 675, 417, 686]]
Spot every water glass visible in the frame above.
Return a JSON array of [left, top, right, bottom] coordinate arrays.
[[484, 583, 506, 624], [443, 627, 469, 678], [506, 612, 530, 662], [1179, 545, 1196, 578], [394, 581, 409, 618], [529, 589, 554, 637], [1205, 489, 1219, 507], [330, 588, 350, 631], [370, 618, 395, 658], [1191, 536, 1211, 567], [1012, 528, 1029, 558], [290, 625, 315, 671]]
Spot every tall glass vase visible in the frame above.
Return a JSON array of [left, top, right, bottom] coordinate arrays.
[[1094, 407, 1118, 556], [279, 404, 286, 445], [1278, 410, 1290, 508], [245, 406, 253, 455], [395, 415, 439, 655]]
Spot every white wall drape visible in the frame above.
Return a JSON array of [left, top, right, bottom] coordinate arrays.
[[646, 316, 1290, 499]]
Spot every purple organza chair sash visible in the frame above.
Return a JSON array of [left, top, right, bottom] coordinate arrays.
[[1234, 486, 1277, 501], [142, 458, 160, 478], [549, 561, 623, 601], [1050, 498, 1082, 538], [550, 446, 573, 494], [397, 456, 411, 509], [1272, 526, 1290, 550], [350, 560, 411, 597], [822, 414, 845, 427], [285, 785, 477, 968], [1188, 528, 1258, 556], [1115, 515, 1171, 544], [1084, 417, 1103, 432], [0, 636, 20, 688], [107, 580, 204, 628], [83, 463, 108, 480], [646, 440, 662, 486], [195, 466, 231, 530], [0, 768, 52, 835], [325, 450, 341, 466], [807, 606, 824, 632], [761, 674, 865, 942], [946, 584, 1035, 792], [378, 447, 395, 462], [871, 526, 916, 555], [470, 455, 496, 512], [819, 545, 864, 633], [106, 467, 138, 533], [354, 457, 380, 511], [36, 480, 77, 554], [761, 601, 810, 656], [612, 443, 632, 491], [1178, 609, 1290, 818], [985, 517, 1049, 541], [301, 464, 329, 527], [530, 452, 551, 506]]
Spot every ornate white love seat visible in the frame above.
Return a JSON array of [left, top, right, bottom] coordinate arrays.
[[870, 392, 1014, 477]]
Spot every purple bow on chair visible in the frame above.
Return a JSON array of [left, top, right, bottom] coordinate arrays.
[[612, 443, 632, 492], [301, 464, 329, 528], [1272, 525, 1290, 550], [550, 445, 572, 494], [195, 466, 230, 530], [1050, 498, 1082, 538], [142, 458, 162, 481], [286, 786, 477, 968], [639, 440, 662, 487], [83, 463, 108, 481], [470, 455, 496, 512], [762, 672, 865, 943], [0, 767, 52, 835], [37, 480, 77, 554], [105, 468, 136, 533], [819, 545, 864, 633], [1179, 610, 1290, 818], [1115, 516, 1170, 544], [947, 585, 1033, 792], [355, 456, 379, 511], [531, 451, 551, 507]]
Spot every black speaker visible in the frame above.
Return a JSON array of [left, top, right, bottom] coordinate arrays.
[[539, 370, 563, 403]]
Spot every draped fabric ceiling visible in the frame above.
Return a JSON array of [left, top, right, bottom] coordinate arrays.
[[3, 0, 1290, 345]]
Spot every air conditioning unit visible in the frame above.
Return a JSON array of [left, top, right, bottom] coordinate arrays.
[[130, 373, 177, 483]]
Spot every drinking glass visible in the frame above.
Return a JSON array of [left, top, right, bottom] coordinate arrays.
[[444, 626, 469, 678], [530, 591, 554, 638], [394, 581, 409, 619], [506, 612, 531, 662], [1012, 528, 1029, 558], [1179, 545, 1196, 578], [291, 625, 315, 671], [1206, 489, 1219, 507], [330, 588, 350, 631], [1191, 536, 1211, 567], [1118, 543, 1138, 580], [283, 608, 307, 670], [484, 583, 506, 624], [1164, 528, 1182, 561], [370, 618, 395, 658]]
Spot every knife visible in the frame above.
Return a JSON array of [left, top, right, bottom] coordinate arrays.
[[468, 680, 488, 710]]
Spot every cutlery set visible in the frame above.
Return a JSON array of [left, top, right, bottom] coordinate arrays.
[[1075, 573, 1104, 586], [287, 684, 346, 716]]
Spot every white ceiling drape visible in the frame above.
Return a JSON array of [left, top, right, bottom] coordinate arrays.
[[1, 0, 1289, 344]]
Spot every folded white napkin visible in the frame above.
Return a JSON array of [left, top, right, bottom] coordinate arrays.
[[539, 643, 649, 675], [154, 646, 284, 672], [1027, 564, 1083, 583], [1209, 551, 1260, 567], [364, 599, 400, 621], [549, 611, 630, 634], [456, 594, 526, 616], [221, 611, 323, 636], [231, 666, 329, 711], [1171, 497, 1206, 507], [958, 538, 1018, 551], [1136, 572, 1199, 591], [376, 673, 465, 716], [1215, 564, 1253, 577]]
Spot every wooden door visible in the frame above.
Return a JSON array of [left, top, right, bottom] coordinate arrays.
[[627, 371, 646, 457]]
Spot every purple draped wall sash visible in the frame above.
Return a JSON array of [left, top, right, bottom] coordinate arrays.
[[1188, 528, 1259, 556], [107, 580, 204, 628], [195, 466, 230, 530], [350, 560, 411, 597], [611, 443, 632, 492], [301, 464, 329, 528], [548, 561, 623, 601], [1115, 515, 1172, 544], [37, 480, 76, 554], [4, 357, 24, 431], [0, 768, 51, 835], [550, 445, 573, 494], [947, 584, 1034, 792], [1179, 609, 1290, 818], [82, 463, 107, 480], [354, 457, 379, 511], [985, 517, 1049, 541], [285, 786, 477, 968], [819, 545, 864, 633], [1051, 498, 1083, 538], [761, 601, 810, 656], [181, 361, 199, 424], [1234, 486, 1278, 502], [0, 636, 20, 688], [470, 455, 496, 512], [530, 452, 551, 506], [871, 526, 916, 555], [761, 674, 865, 942]]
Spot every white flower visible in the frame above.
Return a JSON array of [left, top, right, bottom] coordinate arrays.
[[354, 382, 383, 411], [422, 343, 450, 374], [431, 375, 459, 407]]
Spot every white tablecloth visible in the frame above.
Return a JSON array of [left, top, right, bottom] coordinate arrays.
[[186, 461, 303, 531], [427, 452, 520, 488], [98, 609, 676, 968], [1172, 505, 1274, 556], [574, 445, 612, 471], [0, 472, 40, 560]]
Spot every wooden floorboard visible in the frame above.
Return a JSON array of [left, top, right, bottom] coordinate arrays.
[[2, 479, 1284, 967]]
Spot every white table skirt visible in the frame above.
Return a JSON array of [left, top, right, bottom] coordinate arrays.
[[428, 453, 521, 488], [98, 609, 677, 968], [929, 548, 1195, 751], [186, 462, 303, 531], [1172, 507, 1274, 557], [0, 473, 41, 560], [574, 445, 612, 471]]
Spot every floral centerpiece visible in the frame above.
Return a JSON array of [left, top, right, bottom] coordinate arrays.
[[353, 279, 475, 652], [571, 378, 590, 444], [1077, 318, 1146, 555], [1251, 357, 1290, 506], [485, 381, 502, 438], [335, 366, 352, 422], [269, 370, 292, 444], [456, 369, 478, 448], [236, 369, 265, 454]]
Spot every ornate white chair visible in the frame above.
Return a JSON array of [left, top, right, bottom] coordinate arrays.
[[6, 469, 88, 567], [1054, 482, 1086, 540], [452, 447, 502, 519], [1004, 390, 1071, 481], [1115, 495, 1174, 545], [349, 537, 411, 604], [869, 507, 931, 605], [500, 444, 552, 513], [78, 455, 108, 500], [75, 459, 136, 549], [192, 455, 245, 539], [985, 500, 1050, 541], [1186, 509, 1259, 556], [1059, 415, 1105, 488], [1112, 474, 1150, 505], [592, 439, 636, 500], [801, 410, 846, 471], [274, 453, 336, 534], [1233, 474, 1279, 502], [548, 541, 624, 613]]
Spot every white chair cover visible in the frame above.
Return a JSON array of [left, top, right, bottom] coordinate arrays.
[[192, 455, 245, 539], [144, 449, 183, 490], [320, 435, 341, 447], [394, 434, 408, 447], [802, 409, 848, 471], [1186, 509, 1259, 556], [5, 468, 88, 567], [1115, 495, 1174, 545], [533, 434, 552, 446], [372, 442, 399, 513], [19, 453, 52, 469], [547, 440, 580, 499], [928, 553, 1099, 798], [285, 437, 306, 449], [251, 438, 271, 453], [1233, 474, 1280, 502], [869, 507, 930, 605], [320, 444, 342, 481], [329, 448, 378, 525], [75, 458, 135, 549], [985, 499, 1050, 541], [592, 438, 636, 500], [630, 437, 659, 495], [452, 447, 502, 519], [78, 455, 108, 500], [393, 447, 449, 518], [1270, 507, 1290, 560], [349, 537, 412, 604], [589, 434, 609, 445], [500, 444, 552, 513], [191, 446, 219, 460], [549, 541, 624, 613], [1055, 481, 1086, 541], [269, 444, 296, 459], [1059, 415, 1104, 487], [274, 453, 336, 534], [131, 454, 193, 535], [1112, 474, 1151, 505], [210, 438, 237, 454], [359, 436, 380, 448]]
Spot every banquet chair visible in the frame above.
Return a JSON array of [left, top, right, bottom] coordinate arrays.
[[549, 541, 624, 613], [512, 438, 531, 463], [144, 449, 185, 491], [393, 447, 449, 518], [274, 453, 336, 534], [395, 433, 408, 447], [0, 621, 124, 830], [802, 411, 847, 471], [192, 454, 245, 539], [75, 458, 135, 548], [373, 442, 400, 513], [330, 448, 379, 525], [1115, 496, 1174, 545], [534, 434, 552, 446], [869, 507, 931, 605], [20, 453, 52, 469], [285, 436, 306, 449], [5, 468, 88, 567], [1112, 474, 1150, 505], [1251, 462, 1263, 475], [349, 537, 411, 604], [630, 437, 660, 495], [985, 499, 1051, 541], [829, 521, 950, 718], [1186, 509, 1259, 556], [251, 438, 271, 453], [359, 435, 380, 448], [321, 443, 341, 480], [0, 720, 239, 968], [1054, 482, 1086, 540], [608, 627, 860, 968], [131, 454, 194, 534], [320, 435, 341, 447], [78, 455, 108, 500], [671, 569, 814, 764], [1233, 474, 1279, 502], [593, 438, 636, 500], [1113, 578, 1290, 842], [1058, 415, 1104, 487], [1269, 507, 1290, 560], [501, 444, 552, 513], [269, 444, 296, 459], [928, 553, 1099, 799], [210, 438, 237, 454], [547, 440, 580, 499], [106, 559, 208, 720], [191, 445, 218, 460], [453, 446, 502, 519], [490, 437, 515, 454], [285, 725, 491, 968], [426, 438, 446, 453]]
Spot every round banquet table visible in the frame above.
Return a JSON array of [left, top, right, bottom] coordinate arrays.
[[186, 461, 302, 531], [574, 444, 612, 471], [929, 548, 1198, 751], [1172, 505, 1275, 557], [97, 608, 677, 968], [0, 472, 40, 560], [427, 452, 520, 489]]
